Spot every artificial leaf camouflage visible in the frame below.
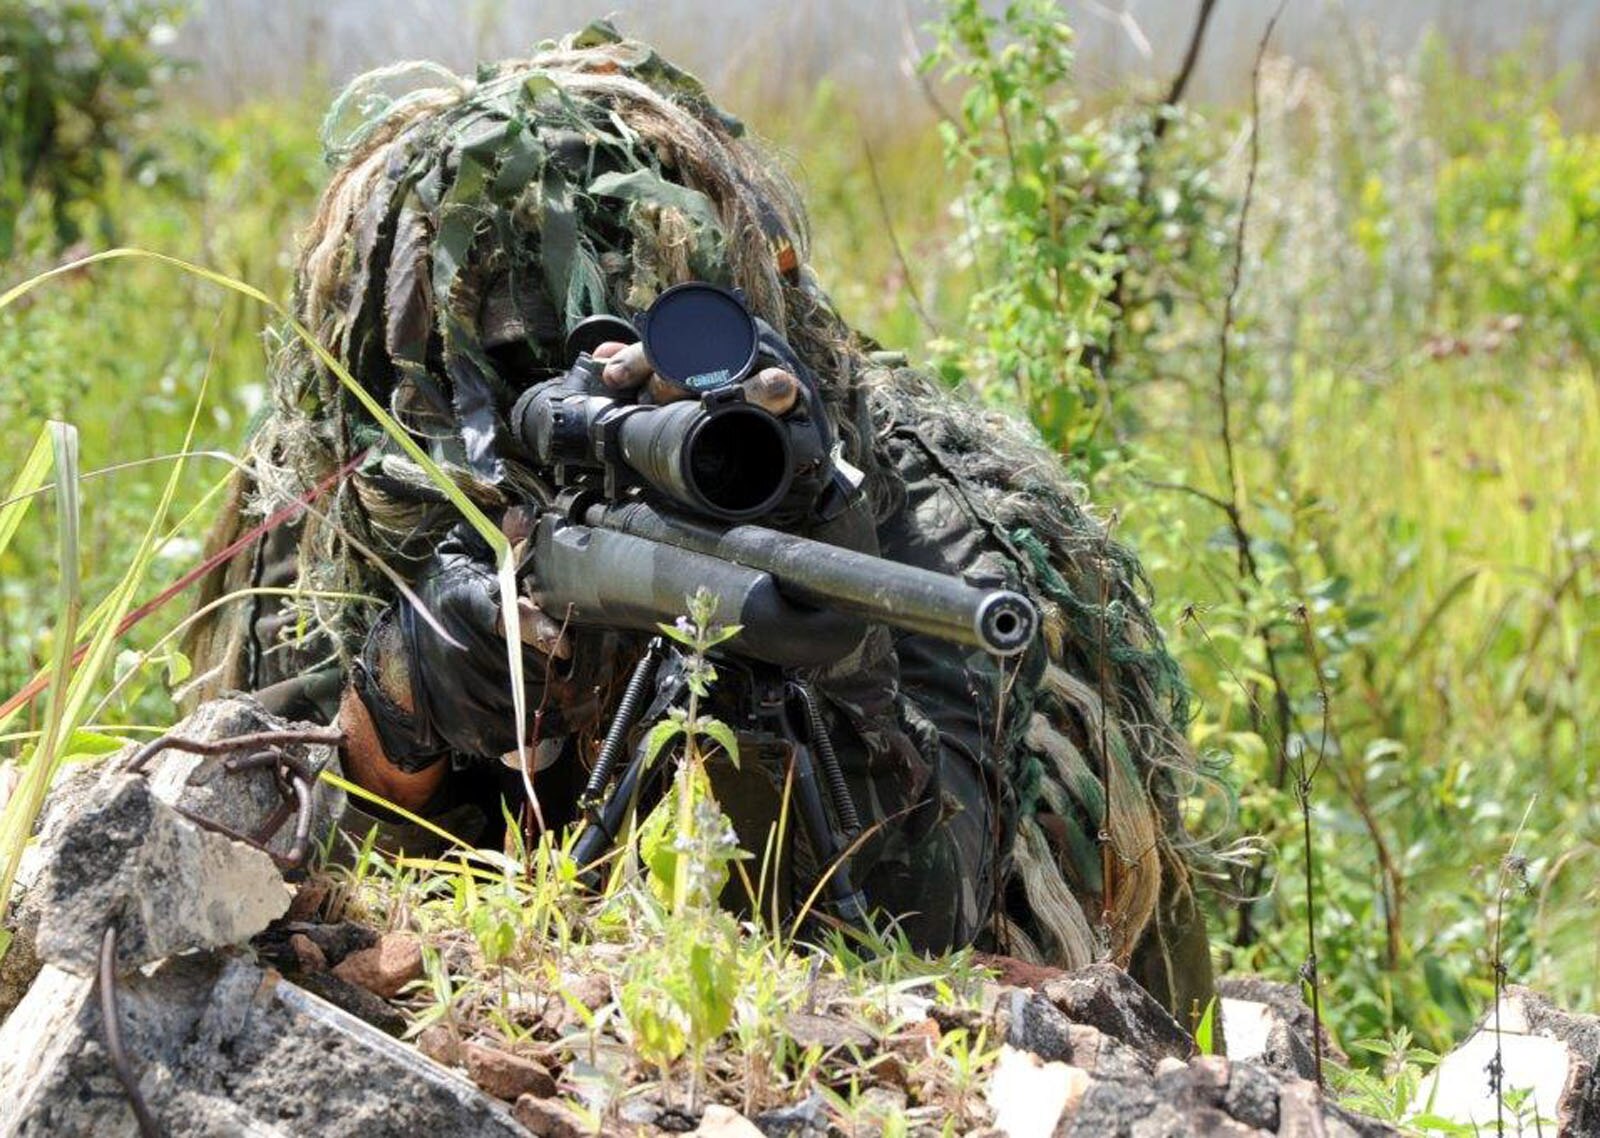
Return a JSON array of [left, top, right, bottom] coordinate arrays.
[[185, 21, 1217, 1019]]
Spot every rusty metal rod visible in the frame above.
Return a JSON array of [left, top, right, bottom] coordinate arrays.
[[98, 924, 160, 1138], [127, 728, 342, 774]]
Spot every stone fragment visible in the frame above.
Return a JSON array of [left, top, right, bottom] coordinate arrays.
[[1218, 976, 1344, 1079], [139, 694, 344, 863], [0, 955, 527, 1136], [1222, 1059, 1280, 1132], [782, 1010, 874, 1050], [465, 1042, 558, 1100], [1412, 989, 1593, 1135], [1061, 1076, 1161, 1137], [1062, 1022, 1153, 1080], [985, 1044, 1089, 1138], [289, 933, 327, 972], [291, 971, 407, 1036], [417, 1024, 463, 1066], [753, 1090, 829, 1137], [561, 970, 611, 1011], [1043, 963, 1195, 1063], [284, 919, 379, 965], [332, 931, 424, 998], [33, 773, 289, 973], [692, 1103, 767, 1137], [1277, 1080, 1396, 1138], [513, 1093, 595, 1137], [889, 1016, 942, 1063], [1, 764, 102, 1018], [1001, 988, 1075, 1062], [284, 879, 330, 922]]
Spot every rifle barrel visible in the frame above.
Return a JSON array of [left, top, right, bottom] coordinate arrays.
[[582, 501, 1037, 656]]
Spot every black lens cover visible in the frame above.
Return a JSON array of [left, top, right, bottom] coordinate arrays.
[[636, 282, 760, 393], [565, 314, 640, 360]]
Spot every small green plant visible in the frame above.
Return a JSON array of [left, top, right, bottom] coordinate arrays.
[[617, 589, 748, 1108]]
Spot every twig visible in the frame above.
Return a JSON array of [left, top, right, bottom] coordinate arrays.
[[859, 131, 939, 335], [1204, 0, 1294, 949], [1157, 0, 1219, 140], [1289, 604, 1329, 1091], [1489, 799, 1537, 1137], [1293, 606, 1405, 970]]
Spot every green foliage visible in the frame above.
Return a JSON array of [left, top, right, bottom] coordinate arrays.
[[621, 589, 748, 1104], [921, 0, 1225, 456], [0, 0, 181, 258]]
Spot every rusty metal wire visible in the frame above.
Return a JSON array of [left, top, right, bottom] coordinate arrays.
[[123, 726, 344, 871], [124, 727, 342, 775], [98, 924, 160, 1138]]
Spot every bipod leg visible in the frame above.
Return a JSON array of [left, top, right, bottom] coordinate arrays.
[[571, 731, 669, 886], [788, 740, 869, 928]]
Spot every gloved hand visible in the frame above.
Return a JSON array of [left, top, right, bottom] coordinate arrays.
[[353, 524, 596, 768]]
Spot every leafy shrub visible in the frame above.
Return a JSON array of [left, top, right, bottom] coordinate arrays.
[[920, 0, 1227, 458], [0, 0, 180, 258]]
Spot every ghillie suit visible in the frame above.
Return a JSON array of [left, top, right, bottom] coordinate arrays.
[[187, 24, 1215, 1016]]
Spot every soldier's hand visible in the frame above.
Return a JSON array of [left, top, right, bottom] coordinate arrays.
[[593, 339, 801, 415]]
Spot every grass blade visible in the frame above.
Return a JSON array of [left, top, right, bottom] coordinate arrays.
[[0, 428, 53, 562], [0, 423, 81, 958]]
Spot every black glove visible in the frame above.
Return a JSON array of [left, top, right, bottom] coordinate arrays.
[[354, 525, 570, 768]]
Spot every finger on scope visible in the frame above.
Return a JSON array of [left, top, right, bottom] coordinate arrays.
[[741, 367, 801, 415], [600, 342, 652, 389]]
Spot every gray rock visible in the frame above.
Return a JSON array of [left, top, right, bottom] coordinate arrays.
[[289, 971, 407, 1036], [1218, 976, 1343, 1079], [1, 763, 107, 1020], [1044, 964, 1195, 1064], [1003, 988, 1076, 1062], [0, 954, 529, 1137], [1061, 1076, 1160, 1136], [139, 694, 345, 862], [32, 773, 290, 973], [1223, 1060, 1280, 1132], [6, 695, 342, 1015]]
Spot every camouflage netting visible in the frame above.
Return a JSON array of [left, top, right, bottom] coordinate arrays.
[[188, 22, 1209, 984]]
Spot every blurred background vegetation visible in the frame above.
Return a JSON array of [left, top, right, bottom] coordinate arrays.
[[1, 0, 1596, 1067]]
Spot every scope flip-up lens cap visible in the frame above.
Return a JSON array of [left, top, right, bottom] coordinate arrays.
[[565, 314, 639, 360], [637, 282, 760, 393]]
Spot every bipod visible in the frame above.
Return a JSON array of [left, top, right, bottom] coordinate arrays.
[[569, 644, 868, 929]]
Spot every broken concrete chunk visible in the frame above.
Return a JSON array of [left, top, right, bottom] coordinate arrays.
[[985, 1044, 1089, 1138], [1001, 988, 1076, 1063], [34, 772, 289, 974], [1413, 988, 1597, 1135], [0, 954, 527, 1137], [1218, 976, 1344, 1079], [139, 694, 345, 862], [1044, 963, 1195, 1063]]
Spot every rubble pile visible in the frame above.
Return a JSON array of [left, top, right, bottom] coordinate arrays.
[[1, 697, 1595, 1136]]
